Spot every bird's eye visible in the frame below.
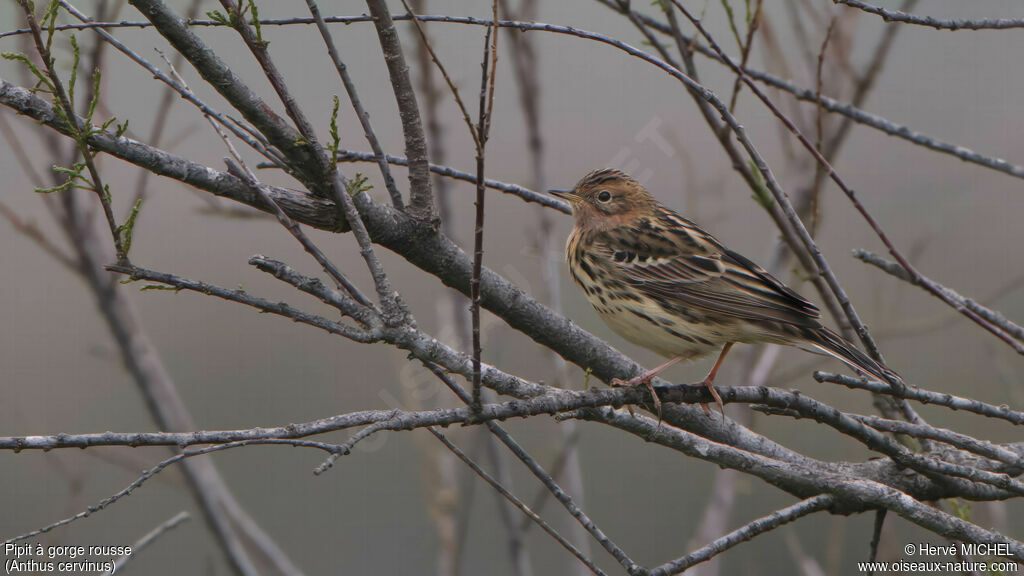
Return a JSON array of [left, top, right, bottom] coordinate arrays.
[[597, 190, 612, 202]]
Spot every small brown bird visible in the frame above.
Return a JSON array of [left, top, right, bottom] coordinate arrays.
[[551, 168, 902, 416]]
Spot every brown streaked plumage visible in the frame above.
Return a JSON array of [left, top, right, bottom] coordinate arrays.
[[551, 168, 902, 416]]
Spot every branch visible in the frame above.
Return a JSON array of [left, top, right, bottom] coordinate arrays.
[[816, 372, 1024, 426], [648, 495, 834, 576], [101, 511, 191, 575], [325, 149, 569, 212], [366, 0, 436, 223], [305, 0, 404, 209], [429, 429, 608, 576], [573, 408, 1024, 561], [597, 1, 1024, 182], [851, 415, 1024, 469], [834, 0, 1024, 30], [109, 261, 380, 344], [4, 440, 336, 546], [854, 249, 1024, 353], [426, 364, 638, 573], [216, 0, 321, 153], [223, 157, 376, 313], [59, 1, 285, 167], [7, 69, 1024, 540], [126, 0, 330, 195], [10, 11, 1024, 182], [470, 5, 499, 412], [17, 0, 126, 261]]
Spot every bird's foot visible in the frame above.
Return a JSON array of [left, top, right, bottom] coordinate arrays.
[[697, 377, 725, 419], [612, 372, 663, 424]]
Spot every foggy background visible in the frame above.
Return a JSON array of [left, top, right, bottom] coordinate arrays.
[[1, 0, 1022, 574]]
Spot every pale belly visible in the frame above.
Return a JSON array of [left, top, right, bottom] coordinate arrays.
[[590, 297, 724, 360]]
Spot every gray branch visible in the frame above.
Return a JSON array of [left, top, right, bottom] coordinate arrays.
[[648, 495, 834, 576], [835, 0, 1024, 30], [366, 0, 436, 223], [855, 249, 1024, 349]]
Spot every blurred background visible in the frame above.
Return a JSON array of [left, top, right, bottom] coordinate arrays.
[[1, 0, 1022, 574]]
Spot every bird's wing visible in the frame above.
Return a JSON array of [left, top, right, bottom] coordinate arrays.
[[598, 208, 820, 325]]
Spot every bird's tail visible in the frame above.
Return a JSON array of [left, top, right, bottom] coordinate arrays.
[[802, 327, 904, 390]]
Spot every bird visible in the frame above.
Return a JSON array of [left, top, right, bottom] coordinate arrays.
[[550, 168, 903, 417]]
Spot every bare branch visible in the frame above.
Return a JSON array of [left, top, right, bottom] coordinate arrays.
[[866, 509, 886, 571], [648, 495, 834, 576], [108, 261, 379, 343], [366, 0, 436, 223], [854, 249, 1024, 353], [573, 408, 1024, 561], [127, 0, 330, 195], [9, 11, 1024, 182], [470, 5, 499, 412], [430, 429, 608, 576], [598, 2, 1024, 181], [101, 511, 191, 576], [834, 0, 1024, 30], [816, 372, 1024, 426], [329, 149, 569, 212], [17, 0, 126, 261], [305, 0, 404, 209], [399, 0, 481, 149], [215, 0, 327, 172], [425, 364, 639, 573], [852, 415, 1023, 469], [60, 0, 287, 167], [3, 440, 336, 546]]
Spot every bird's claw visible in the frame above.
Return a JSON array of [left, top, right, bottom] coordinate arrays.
[[613, 375, 663, 424]]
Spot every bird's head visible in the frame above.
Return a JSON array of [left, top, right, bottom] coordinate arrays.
[[549, 169, 655, 228]]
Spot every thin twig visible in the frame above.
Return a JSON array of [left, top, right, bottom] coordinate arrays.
[[866, 509, 886, 574], [225, 158, 377, 313], [59, 0, 287, 167], [366, 0, 436, 223], [399, 0, 480, 149], [127, 0, 204, 208], [326, 149, 570, 212], [216, 0, 325, 165], [18, 0, 126, 261], [595, 2, 1024, 181], [851, 415, 1023, 468], [305, 0, 404, 209], [648, 495, 834, 576], [109, 261, 378, 343], [12, 10, 1024, 181], [430, 429, 608, 576], [3, 440, 339, 546], [834, 0, 1024, 30], [100, 511, 191, 576], [811, 15, 837, 236], [815, 372, 1024, 426], [470, 6, 499, 412], [726, 0, 763, 113], [854, 249, 1024, 352], [426, 363, 639, 573]]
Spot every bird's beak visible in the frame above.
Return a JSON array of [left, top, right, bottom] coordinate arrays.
[[548, 189, 578, 202]]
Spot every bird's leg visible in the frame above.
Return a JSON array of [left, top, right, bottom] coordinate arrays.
[[612, 355, 686, 418], [698, 342, 733, 417]]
